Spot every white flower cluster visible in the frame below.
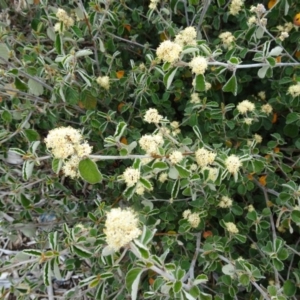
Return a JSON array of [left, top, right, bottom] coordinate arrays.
[[261, 104, 273, 115], [218, 196, 233, 208], [190, 93, 201, 104], [248, 4, 267, 27], [287, 84, 300, 98], [236, 100, 255, 114], [253, 134, 263, 143], [258, 91, 266, 100], [219, 32, 235, 49], [156, 40, 182, 63], [149, 0, 159, 9], [195, 148, 216, 168], [225, 154, 242, 174], [174, 26, 197, 47], [54, 8, 74, 32], [45, 126, 92, 178], [144, 108, 163, 124], [189, 56, 208, 75], [276, 21, 293, 41], [225, 222, 239, 234], [250, 4, 266, 16], [170, 121, 181, 136], [169, 150, 183, 164], [96, 76, 110, 90], [159, 172, 168, 183], [182, 210, 200, 228], [229, 0, 244, 16], [104, 208, 141, 251], [139, 134, 164, 155], [123, 167, 140, 187]]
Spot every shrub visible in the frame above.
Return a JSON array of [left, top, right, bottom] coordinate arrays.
[[0, 0, 300, 299]]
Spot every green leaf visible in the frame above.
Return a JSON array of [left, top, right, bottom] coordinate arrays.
[[43, 260, 52, 286], [123, 186, 135, 200], [49, 232, 58, 251], [114, 121, 127, 139], [234, 234, 246, 243], [266, 57, 276, 67], [284, 124, 299, 138], [273, 258, 284, 271], [125, 268, 144, 300], [2, 110, 12, 123], [291, 210, 300, 224], [20, 194, 31, 208], [222, 75, 237, 95], [22, 160, 35, 180], [283, 280, 296, 296], [286, 112, 299, 124], [163, 67, 178, 89], [175, 164, 190, 178], [195, 74, 206, 92], [171, 179, 180, 199], [152, 161, 168, 171], [72, 245, 93, 258], [65, 86, 79, 105], [193, 274, 208, 285], [24, 129, 40, 142], [52, 158, 63, 174], [257, 66, 269, 79], [0, 43, 10, 61], [239, 274, 250, 286], [173, 280, 182, 293], [139, 177, 152, 190], [78, 158, 102, 184], [55, 33, 63, 54], [23, 249, 42, 257], [15, 77, 28, 91], [28, 78, 44, 96]]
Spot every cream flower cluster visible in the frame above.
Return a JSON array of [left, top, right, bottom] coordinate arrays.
[[170, 121, 181, 136], [229, 0, 244, 16], [144, 108, 163, 124], [195, 148, 216, 168], [225, 155, 242, 174], [104, 208, 141, 251], [96, 76, 110, 90], [287, 84, 300, 98], [219, 32, 235, 49], [45, 127, 92, 160], [45, 127, 92, 178], [158, 172, 168, 183], [218, 196, 233, 208], [190, 93, 201, 104], [156, 40, 182, 63], [54, 8, 74, 32], [183, 210, 200, 228], [139, 134, 164, 155], [253, 134, 263, 143], [174, 26, 197, 47], [261, 104, 273, 115], [277, 22, 294, 41], [258, 91, 266, 100], [149, 0, 159, 9], [250, 4, 266, 16], [236, 100, 255, 114], [189, 56, 208, 75], [123, 167, 141, 187], [225, 222, 239, 234], [169, 150, 183, 164]]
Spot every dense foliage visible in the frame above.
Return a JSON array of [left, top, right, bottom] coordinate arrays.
[[1, 0, 300, 299]]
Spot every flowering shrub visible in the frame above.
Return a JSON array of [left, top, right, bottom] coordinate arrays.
[[1, 0, 300, 299]]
